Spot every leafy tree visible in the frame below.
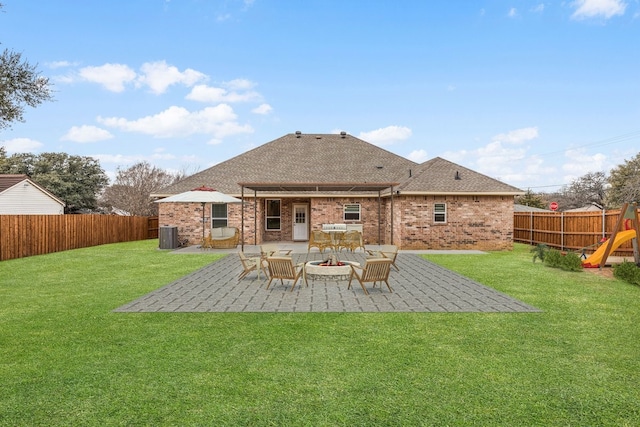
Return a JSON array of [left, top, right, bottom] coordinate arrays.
[[607, 152, 640, 207], [0, 3, 53, 130], [515, 189, 547, 209], [0, 151, 109, 213], [99, 161, 183, 216]]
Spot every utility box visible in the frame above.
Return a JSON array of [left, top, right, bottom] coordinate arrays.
[[159, 226, 178, 249]]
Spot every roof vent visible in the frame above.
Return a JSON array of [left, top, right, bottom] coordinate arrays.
[[340, 131, 347, 138], [376, 165, 383, 170], [455, 171, 461, 180], [295, 131, 302, 138], [316, 136, 322, 139]]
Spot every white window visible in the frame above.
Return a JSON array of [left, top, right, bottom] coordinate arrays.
[[211, 204, 228, 228], [434, 203, 446, 223], [266, 199, 281, 230], [344, 203, 361, 221]]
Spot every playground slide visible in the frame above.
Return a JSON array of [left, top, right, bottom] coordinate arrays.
[[582, 229, 637, 268]]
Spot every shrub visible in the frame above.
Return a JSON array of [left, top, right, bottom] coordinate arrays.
[[544, 249, 563, 269], [613, 261, 640, 286], [531, 244, 549, 263], [543, 249, 583, 272], [562, 251, 583, 272]]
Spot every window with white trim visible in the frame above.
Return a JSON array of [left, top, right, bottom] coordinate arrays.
[[265, 199, 281, 230], [211, 204, 228, 228], [434, 203, 447, 223], [344, 203, 361, 221]]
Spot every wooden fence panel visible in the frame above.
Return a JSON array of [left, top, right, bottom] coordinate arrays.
[[0, 215, 154, 262], [514, 209, 637, 256]]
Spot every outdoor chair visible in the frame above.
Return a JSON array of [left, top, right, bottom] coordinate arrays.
[[338, 230, 364, 252], [308, 230, 332, 253], [348, 257, 393, 295], [366, 244, 399, 271], [265, 256, 306, 291], [238, 251, 267, 280]]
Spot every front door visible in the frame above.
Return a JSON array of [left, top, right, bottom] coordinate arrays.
[[293, 204, 309, 241]]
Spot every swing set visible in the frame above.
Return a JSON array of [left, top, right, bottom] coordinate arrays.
[[582, 202, 640, 269]]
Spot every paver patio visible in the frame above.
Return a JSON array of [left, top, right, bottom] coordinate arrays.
[[114, 248, 540, 313]]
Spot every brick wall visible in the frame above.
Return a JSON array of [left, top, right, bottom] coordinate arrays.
[[392, 195, 514, 250], [159, 195, 515, 250]]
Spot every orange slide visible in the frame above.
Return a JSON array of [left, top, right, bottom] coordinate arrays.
[[582, 230, 637, 268]]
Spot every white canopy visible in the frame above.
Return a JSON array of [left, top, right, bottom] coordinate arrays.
[[156, 186, 241, 204]]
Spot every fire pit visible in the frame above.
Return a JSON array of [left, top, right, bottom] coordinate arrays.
[[304, 259, 360, 281]]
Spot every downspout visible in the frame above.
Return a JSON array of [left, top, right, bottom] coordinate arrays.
[[378, 190, 381, 245], [241, 185, 245, 251], [390, 185, 394, 245]]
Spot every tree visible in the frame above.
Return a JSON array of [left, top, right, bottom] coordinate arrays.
[[557, 171, 608, 210], [607, 152, 640, 207], [99, 161, 183, 216], [0, 4, 53, 130], [0, 151, 109, 212], [515, 189, 547, 209]]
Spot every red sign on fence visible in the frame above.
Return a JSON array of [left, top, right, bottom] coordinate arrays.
[[550, 202, 558, 211]]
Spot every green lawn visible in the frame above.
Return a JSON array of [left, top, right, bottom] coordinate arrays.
[[1, 241, 638, 426]]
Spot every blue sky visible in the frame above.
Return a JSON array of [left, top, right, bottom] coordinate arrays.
[[1, 0, 639, 191]]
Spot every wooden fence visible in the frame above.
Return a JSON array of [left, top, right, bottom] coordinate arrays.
[[514, 209, 637, 256], [0, 215, 158, 261]]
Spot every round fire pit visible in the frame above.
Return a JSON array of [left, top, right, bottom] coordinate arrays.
[[304, 260, 360, 281]]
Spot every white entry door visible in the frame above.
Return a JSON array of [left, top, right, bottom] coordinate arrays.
[[293, 204, 309, 241]]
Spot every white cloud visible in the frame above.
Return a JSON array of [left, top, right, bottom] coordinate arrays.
[[137, 61, 207, 94], [252, 104, 273, 115], [186, 83, 262, 103], [508, 8, 518, 17], [93, 153, 148, 165], [359, 126, 412, 146], [561, 148, 608, 182], [79, 63, 137, 92], [47, 60, 76, 69], [61, 125, 113, 143], [440, 127, 545, 186], [97, 104, 253, 139], [532, 3, 545, 13], [492, 127, 539, 144], [407, 149, 429, 163], [571, 0, 627, 19], [1, 138, 43, 153]]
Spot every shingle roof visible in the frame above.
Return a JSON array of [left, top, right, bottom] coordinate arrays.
[[155, 133, 417, 196], [397, 157, 523, 195], [153, 133, 523, 197], [0, 174, 29, 193]]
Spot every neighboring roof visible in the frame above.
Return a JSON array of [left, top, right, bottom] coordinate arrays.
[[564, 203, 603, 212], [153, 133, 523, 198], [0, 174, 66, 206], [0, 174, 30, 193], [514, 204, 553, 212]]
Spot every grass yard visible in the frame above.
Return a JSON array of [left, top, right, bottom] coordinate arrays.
[[1, 240, 639, 426]]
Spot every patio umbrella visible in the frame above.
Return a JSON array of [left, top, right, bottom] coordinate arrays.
[[156, 186, 242, 241]]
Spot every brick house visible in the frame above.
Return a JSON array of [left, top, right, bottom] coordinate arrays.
[[153, 132, 524, 250]]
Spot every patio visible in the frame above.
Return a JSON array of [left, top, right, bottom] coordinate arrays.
[[115, 245, 540, 313]]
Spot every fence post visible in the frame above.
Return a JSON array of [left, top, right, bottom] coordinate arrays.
[[561, 212, 564, 251]]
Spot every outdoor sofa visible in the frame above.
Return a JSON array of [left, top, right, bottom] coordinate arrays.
[[202, 226, 239, 249]]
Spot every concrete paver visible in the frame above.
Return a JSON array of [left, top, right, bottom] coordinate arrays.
[[114, 248, 540, 313]]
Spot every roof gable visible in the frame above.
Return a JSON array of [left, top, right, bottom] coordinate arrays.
[[396, 157, 523, 195], [0, 174, 66, 206], [157, 133, 417, 196], [0, 174, 30, 193]]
